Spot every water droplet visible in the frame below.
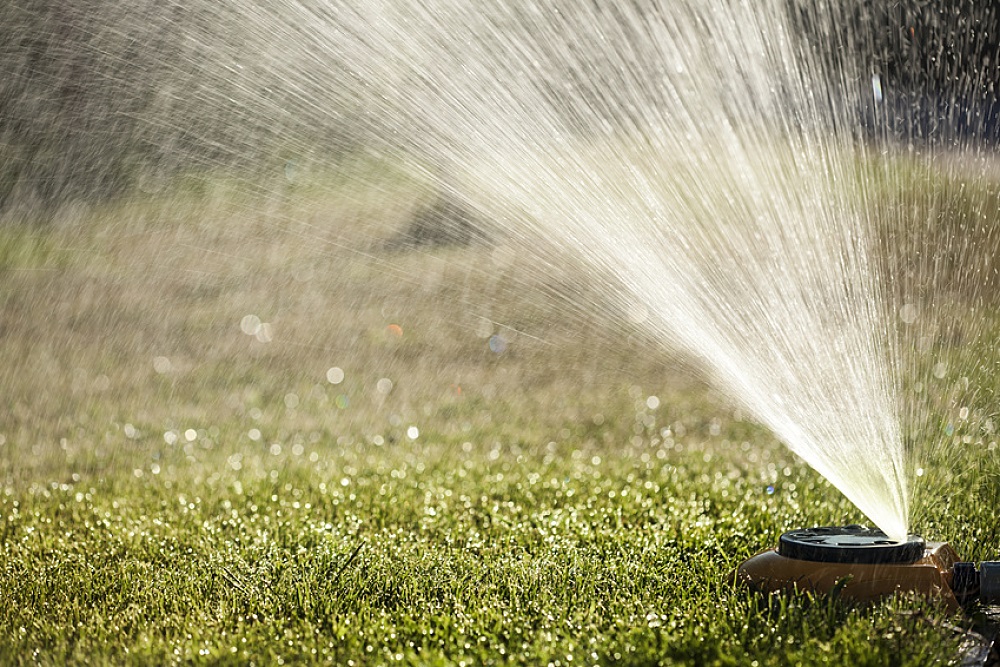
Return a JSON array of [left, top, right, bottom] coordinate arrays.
[[240, 314, 261, 335], [475, 317, 493, 338], [153, 356, 172, 374], [326, 367, 345, 384], [255, 323, 273, 343], [407, 426, 419, 440], [488, 335, 507, 353], [284, 159, 298, 182]]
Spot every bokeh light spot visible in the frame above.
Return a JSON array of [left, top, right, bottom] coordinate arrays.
[[153, 356, 172, 374], [489, 335, 507, 353], [240, 314, 261, 335]]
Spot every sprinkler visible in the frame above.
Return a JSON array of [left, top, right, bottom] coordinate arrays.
[[737, 525, 1000, 612]]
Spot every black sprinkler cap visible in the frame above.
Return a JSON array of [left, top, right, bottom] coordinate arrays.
[[778, 525, 925, 564]]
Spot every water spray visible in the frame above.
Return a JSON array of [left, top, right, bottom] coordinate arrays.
[[737, 525, 1000, 612]]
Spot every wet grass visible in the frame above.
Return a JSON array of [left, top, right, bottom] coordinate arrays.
[[0, 437, 971, 666], [1, 163, 998, 665]]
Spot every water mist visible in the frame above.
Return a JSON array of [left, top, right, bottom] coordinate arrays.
[[279, 0, 911, 537], [10, 0, 1000, 541]]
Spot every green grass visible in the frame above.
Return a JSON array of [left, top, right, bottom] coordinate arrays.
[[2, 161, 999, 665], [0, 440, 971, 666]]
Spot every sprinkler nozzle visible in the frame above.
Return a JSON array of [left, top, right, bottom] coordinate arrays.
[[737, 525, 998, 612]]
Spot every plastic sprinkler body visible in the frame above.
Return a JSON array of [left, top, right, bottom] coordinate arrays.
[[950, 561, 1000, 605], [737, 525, 1000, 612]]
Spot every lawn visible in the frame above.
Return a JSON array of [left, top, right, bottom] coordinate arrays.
[[0, 163, 997, 665]]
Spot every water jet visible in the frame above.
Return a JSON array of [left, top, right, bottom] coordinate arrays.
[[737, 525, 1000, 613]]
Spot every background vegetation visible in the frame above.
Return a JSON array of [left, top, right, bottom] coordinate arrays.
[[1, 168, 1000, 664], [3, 0, 1000, 214]]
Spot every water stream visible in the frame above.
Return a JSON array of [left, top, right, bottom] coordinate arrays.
[[7, 0, 1000, 539]]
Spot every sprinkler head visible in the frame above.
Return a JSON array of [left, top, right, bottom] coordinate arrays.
[[778, 525, 925, 564], [736, 525, 988, 612]]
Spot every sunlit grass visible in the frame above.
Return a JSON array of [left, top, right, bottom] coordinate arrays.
[[1, 436, 969, 665], [2, 163, 998, 664]]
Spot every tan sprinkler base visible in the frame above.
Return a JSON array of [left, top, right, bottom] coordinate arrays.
[[737, 535, 964, 612]]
